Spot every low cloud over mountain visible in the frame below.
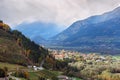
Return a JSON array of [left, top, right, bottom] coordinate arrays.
[[0, 0, 120, 28]]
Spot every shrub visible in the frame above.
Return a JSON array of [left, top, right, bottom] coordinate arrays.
[[0, 68, 5, 77], [13, 70, 29, 79]]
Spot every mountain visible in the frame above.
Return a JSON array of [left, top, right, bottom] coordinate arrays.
[[31, 35, 46, 44], [13, 22, 64, 42], [0, 22, 48, 65], [51, 7, 120, 54]]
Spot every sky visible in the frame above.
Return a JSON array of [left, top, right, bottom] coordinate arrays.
[[0, 0, 120, 28]]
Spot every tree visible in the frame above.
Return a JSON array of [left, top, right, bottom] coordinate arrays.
[[12, 30, 48, 63], [3, 24, 11, 31], [0, 68, 5, 77], [23, 71, 29, 79], [3, 67, 8, 77]]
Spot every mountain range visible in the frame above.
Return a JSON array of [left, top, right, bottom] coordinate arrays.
[[13, 22, 64, 42], [13, 6, 120, 54], [53, 7, 120, 40], [49, 6, 120, 54]]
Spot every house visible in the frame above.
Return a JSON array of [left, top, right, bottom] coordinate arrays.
[[33, 66, 37, 71], [54, 54, 64, 60], [33, 66, 44, 71]]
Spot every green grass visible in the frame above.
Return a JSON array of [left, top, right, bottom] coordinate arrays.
[[28, 72, 39, 80], [17, 72, 39, 80], [20, 78, 27, 80], [0, 62, 26, 72], [18, 70, 61, 80], [112, 56, 120, 60], [36, 70, 58, 79], [49, 70, 62, 76], [27, 70, 61, 80], [71, 77, 82, 80]]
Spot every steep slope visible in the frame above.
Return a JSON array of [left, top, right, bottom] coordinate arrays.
[[0, 23, 48, 65], [51, 7, 120, 54], [0, 29, 27, 65], [53, 7, 120, 41], [0, 29, 24, 63]]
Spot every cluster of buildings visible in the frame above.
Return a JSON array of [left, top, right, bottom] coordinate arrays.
[[49, 49, 117, 63], [49, 49, 80, 60]]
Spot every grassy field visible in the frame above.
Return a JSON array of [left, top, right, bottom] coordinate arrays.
[[27, 72, 39, 80], [72, 77, 82, 80], [12, 69, 61, 80], [0, 62, 26, 72], [112, 56, 120, 60], [19, 70, 62, 80]]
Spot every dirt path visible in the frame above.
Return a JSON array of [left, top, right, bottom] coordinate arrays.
[[8, 72, 21, 80]]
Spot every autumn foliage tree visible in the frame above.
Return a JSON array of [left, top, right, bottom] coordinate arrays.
[[0, 20, 10, 31], [14, 70, 29, 79], [3, 24, 11, 31]]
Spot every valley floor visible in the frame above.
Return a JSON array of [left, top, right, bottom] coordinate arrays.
[[0, 51, 120, 80]]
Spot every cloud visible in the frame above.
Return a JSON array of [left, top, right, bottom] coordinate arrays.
[[0, 0, 120, 28]]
